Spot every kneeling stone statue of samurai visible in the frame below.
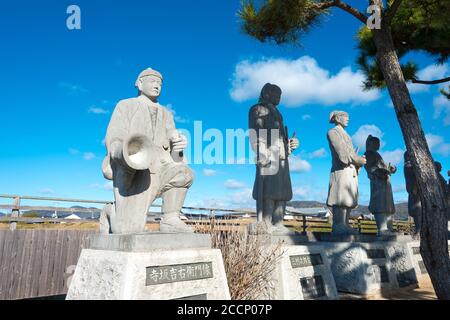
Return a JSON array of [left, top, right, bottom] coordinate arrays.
[[100, 68, 194, 234]]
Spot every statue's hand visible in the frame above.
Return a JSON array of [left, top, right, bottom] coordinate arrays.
[[289, 137, 300, 154], [390, 164, 397, 174], [171, 133, 188, 152], [356, 155, 367, 167]]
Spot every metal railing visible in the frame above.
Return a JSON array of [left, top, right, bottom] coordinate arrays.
[[0, 194, 414, 234]]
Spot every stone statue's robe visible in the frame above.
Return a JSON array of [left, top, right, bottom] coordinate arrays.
[[249, 103, 292, 201], [364, 150, 395, 215], [326, 126, 359, 208], [404, 162, 422, 219], [102, 95, 193, 234]]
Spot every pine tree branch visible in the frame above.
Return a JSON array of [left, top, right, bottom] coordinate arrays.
[[384, 0, 403, 25], [411, 76, 450, 85], [333, 1, 368, 24]]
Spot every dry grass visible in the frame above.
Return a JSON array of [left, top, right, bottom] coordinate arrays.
[[203, 218, 284, 300]]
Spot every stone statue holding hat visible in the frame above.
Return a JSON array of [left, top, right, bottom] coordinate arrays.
[[100, 67, 195, 234], [326, 111, 366, 235], [364, 135, 396, 235]]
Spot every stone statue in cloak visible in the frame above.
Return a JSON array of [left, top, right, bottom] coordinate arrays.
[[364, 135, 396, 235], [326, 111, 366, 235], [249, 83, 299, 234], [404, 151, 422, 235], [435, 161, 450, 220], [100, 68, 194, 234]]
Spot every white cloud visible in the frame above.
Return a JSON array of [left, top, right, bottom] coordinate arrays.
[[289, 155, 312, 173], [408, 63, 448, 94], [352, 124, 385, 151], [392, 184, 406, 193], [230, 188, 254, 206], [58, 82, 88, 94], [230, 56, 380, 106], [90, 182, 114, 191], [224, 179, 247, 189], [380, 149, 404, 166], [302, 114, 312, 120], [308, 148, 327, 159], [426, 133, 450, 157], [83, 152, 96, 160], [203, 169, 217, 177], [69, 148, 80, 155], [164, 104, 190, 124], [433, 95, 450, 126], [39, 188, 55, 195], [88, 106, 109, 114]]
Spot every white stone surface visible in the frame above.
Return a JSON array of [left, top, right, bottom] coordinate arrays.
[[262, 245, 338, 300], [322, 241, 417, 295], [67, 248, 230, 300]]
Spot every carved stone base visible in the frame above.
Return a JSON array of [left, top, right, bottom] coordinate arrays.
[[259, 244, 338, 300], [66, 233, 230, 300], [321, 240, 418, 295]]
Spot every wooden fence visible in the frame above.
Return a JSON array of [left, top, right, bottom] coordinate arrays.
[[0, 229, 95, 300]]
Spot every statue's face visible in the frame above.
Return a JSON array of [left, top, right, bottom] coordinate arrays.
[[337, 114, 349, 127], [261, 87, 281, 106], [138, 75, 162, 100]]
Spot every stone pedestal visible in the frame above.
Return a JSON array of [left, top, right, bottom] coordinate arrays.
[[320, 236, 418, 295], [259, 237, 338, 300], [406, 240, 450, 280], [66, 233, 230, 300]]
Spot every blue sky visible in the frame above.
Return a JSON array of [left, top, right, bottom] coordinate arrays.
[[0, 0, 449, 210]]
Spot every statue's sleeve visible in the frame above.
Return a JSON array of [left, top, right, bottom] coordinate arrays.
[[165, 110, 177, 141], [105, 100, 129, 158], [249, 106, 270, 162], [404, 166, 418, 195], [327, 129, 354, 165]]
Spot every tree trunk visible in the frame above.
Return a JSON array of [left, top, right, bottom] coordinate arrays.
[[372, 26, 450, 299]]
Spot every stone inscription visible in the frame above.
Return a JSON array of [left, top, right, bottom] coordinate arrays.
[[300, 275, 326, 299], [366, 249, 386, 259], [146, 262, 213, 286], [373, 265, 389, 283], [418, 260, 428, 275], [290, 254, 323, 269]]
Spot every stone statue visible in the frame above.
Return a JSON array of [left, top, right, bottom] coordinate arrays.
[[100, 68, 194, 234], [364, 135, 396, 235], [403, 151, 422, 235], [435, 161, 450, 220], [249, 83, 299, 234], [326, 111, 366, 235]]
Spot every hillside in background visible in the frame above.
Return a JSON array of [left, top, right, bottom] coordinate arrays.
[[288, 201, 410, 221]]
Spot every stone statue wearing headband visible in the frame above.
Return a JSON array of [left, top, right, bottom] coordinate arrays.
[[100, 68, 194, 234], [364, 135, 396, 235], [326, 111, 366, 235], [249, 83, 299, 234]]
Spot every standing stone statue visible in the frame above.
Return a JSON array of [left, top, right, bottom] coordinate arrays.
[[404, 151, 422, 236], [249, 83, 299, 234], [100, 67, 194, 234], [364, 135, 396, 235], [435, 161, 450, 220], [326, 111, 366, 235]]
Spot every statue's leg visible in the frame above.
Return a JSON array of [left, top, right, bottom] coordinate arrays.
[[332, 206, 357, 235], [271, 200, 292, 234], [375, 214, 388, 234], [160, 187, 194, 233], [262, 198, 274, 226], [158, 163, 195, 233], [111, 163, 152, 234]]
